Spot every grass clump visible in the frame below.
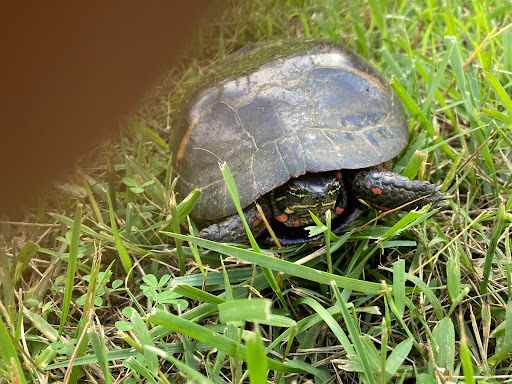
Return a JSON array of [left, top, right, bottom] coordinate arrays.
[[1, 0, 512, 383]]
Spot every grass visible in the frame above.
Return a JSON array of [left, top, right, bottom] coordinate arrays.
[[1, 0, 512, 382]]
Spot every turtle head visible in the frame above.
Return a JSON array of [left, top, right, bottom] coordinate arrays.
[[274, 172, 343, 217]]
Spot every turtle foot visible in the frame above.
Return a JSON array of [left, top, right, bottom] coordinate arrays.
[[350, 168, 448, 211], [197, 200, 271, 243], [198, 216, 249, 243]]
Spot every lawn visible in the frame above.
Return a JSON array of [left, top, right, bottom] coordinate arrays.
[[1, 1, 512, 383]]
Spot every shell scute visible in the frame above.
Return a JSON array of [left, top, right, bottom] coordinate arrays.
[[173, 39, 408, 220]]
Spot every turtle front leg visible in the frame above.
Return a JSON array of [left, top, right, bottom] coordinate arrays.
[[198, 199, 271, 243], [350, 168, 447, 211]]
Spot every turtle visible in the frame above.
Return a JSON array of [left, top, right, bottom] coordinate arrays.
[[170, 39, 446, 244]]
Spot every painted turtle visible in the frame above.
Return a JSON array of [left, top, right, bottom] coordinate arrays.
[[171, 39, 446, 244]]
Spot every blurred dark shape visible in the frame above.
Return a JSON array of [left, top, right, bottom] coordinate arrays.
[[0, 2, 214, 215]]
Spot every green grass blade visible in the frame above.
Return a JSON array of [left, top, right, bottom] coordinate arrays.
[[87, 326, 113, 384], [59, 203, 82, 335], [431, 318, 455, 374], [368, 0, 388, 47], [380, 318, 388, 382], [402, 150, 427, 180], [219, 162, 260, 251], [172, 283, 225, 305], [170, 193, 185, 275], [107, 194, 133, 279], [296, 296, 355, 355], [13, 241, 39, 283], [0, 315, 26, 384], [348, 0, 368, 58], [325, 209, 332, 273], [384, 338, 413, 382], [459, 311, 476, 384], [23, 307, 61, 343], [485, 72, 512, 114], [480, 202, 507, 295], [393, 259, 406, 317], [246, 327, 268, 384], [123, 356, 158, 384], [146, 308, 320, 376], [218, 298, 271, 323], [404, 272, 445, 319], [130, 310, 159, 375], [220, 162, 288, 310], [177, 189, 203, 222], [488, 302, 512, 365], [69, 254, 105, 384], [0, 248, 13, 308], [380, 206, 437, 239], [145, 345, 216, 384], [166, 233, 384, 294], [460, 335, 476, 384], [390, 76, 434, 136], [144, 126, 168, 150], [186, 217, 205, 276], [51, 213, 112, 243], [331, 281, 377, 384], [420, 36, 455, 115], [446, 249, 461, 302], [390, 76, 456, 160], [447, 36, 473, 118]]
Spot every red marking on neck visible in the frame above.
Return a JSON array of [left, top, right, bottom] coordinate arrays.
[[275, 213, 288, 222], [336, 207, 345, 215], [371, 187, 382, 195], [335, 171, 342, 179]]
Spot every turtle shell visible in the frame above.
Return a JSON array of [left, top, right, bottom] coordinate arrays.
[[171, 39, 408, 220]]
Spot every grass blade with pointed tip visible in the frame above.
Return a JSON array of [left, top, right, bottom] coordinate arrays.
[[421, 36, 455, 115], [295, 296, 355, 356], [390, 76, 455, 160], [0, 249, 13, 306], [485, 72, 512, 114], [166, 233, 384, 294], [331, 281, 376, 384], [145, 345, 216, 384], [384, 338, 413, 382], [146, 308, 320, 377], [170, 193, 185, 275], [404, 272, 445, 320], [177, 189, 203, 222], [123, 356, 158, 384], [393, 259, 406, 317], [481, 202, 507, 295], [0, 315, 26, 384], [87, 326, 113, 384], [107, 194, 133, 279], [13, 241, 39, 283], [219, 162, 288, 310], [431, 318, 455, 374], [59, 203, 82, 335], [247, 327, 268, 384], [130, 311, 159, 375]]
